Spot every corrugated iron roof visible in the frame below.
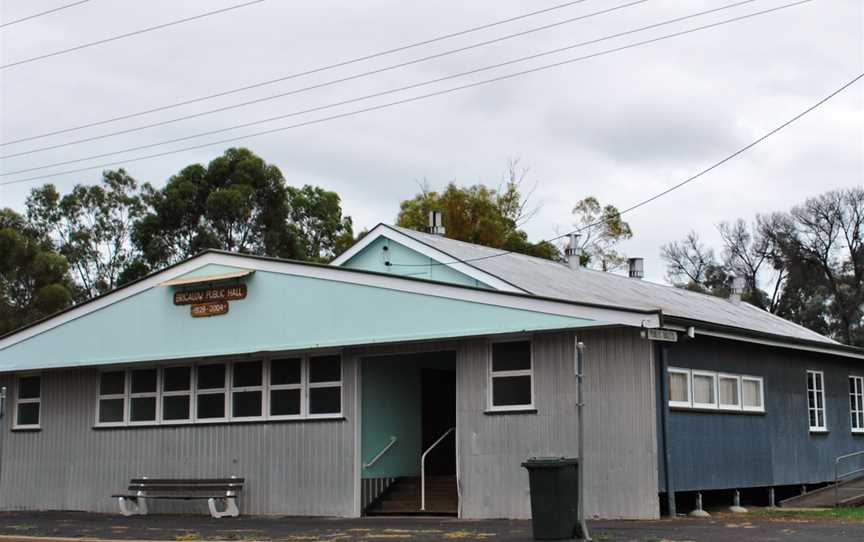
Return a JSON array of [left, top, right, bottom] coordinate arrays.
[[388, 225, 838, 346]]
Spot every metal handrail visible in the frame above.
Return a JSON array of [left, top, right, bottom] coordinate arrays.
[[420, 427, 455, 511], [363, 436, 398, 469], [834, 450, 864, 506]]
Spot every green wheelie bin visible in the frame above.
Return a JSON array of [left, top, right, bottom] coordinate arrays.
[[521, 457, 581, 540]]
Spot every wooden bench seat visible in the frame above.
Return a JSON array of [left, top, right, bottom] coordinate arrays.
[[112, 477, 245, 518]]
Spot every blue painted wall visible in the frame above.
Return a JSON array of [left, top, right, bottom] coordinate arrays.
[[0, 263, 596, 371], [342, 237, 491, 289], [661, 336, 864, 492]]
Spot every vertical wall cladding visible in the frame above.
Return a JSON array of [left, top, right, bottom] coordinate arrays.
[[0, 358, 358, 516], [664, 336, 864, 492], [456, 329, 659, 520]]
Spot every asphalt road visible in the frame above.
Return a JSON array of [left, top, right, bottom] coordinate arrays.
[[0, 511, 862, 541]]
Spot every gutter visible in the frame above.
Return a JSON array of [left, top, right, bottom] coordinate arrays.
[[663, 316, 864, 360]]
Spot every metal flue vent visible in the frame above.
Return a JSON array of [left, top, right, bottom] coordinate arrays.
[[427, 210, 445, 236], [729, 276, 745, 304], [565, 233, 581, 270], [628, 258, 644, 279]]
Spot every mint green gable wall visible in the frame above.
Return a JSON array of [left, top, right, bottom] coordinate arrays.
[[342, 237, 491, 289], [0, 263, 597, 371]]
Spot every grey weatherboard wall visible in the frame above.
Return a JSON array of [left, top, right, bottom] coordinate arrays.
[[0, 360, 358, 516], [457, 329, 659, 519], [0, 330, 661, 519], [660, 335, 864, 493]]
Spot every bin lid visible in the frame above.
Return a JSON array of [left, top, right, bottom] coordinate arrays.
[[521, 457, 578, 468]]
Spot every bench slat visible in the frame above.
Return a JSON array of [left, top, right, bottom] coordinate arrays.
[[129, 478, 246, 485], [113, 494, 217, 500], [127, 485, 243, 493]]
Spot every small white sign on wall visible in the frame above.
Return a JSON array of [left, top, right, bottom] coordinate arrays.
[[646, 329, 678, 342]]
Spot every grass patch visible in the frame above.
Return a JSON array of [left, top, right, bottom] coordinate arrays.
[[751, 507, 864, 521]]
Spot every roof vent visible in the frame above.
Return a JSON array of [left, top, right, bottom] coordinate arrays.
[[729, 276, 745, 305], [565, 233, 581, 271], [628, 258, 644, 279], [427, 210, 445, 236]]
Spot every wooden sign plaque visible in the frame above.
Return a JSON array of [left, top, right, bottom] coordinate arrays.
[[191, 300, 230, 318], [174, 284, 247, 306]]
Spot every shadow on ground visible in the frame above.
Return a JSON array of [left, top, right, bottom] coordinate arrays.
[[0, 511, 862, 541]]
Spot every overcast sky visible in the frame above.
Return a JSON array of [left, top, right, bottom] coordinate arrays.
[[1, 0, 861, 282]]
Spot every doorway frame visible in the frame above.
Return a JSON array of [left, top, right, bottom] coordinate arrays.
[[352, 342, 461, 518]]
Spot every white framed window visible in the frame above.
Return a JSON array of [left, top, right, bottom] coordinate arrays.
[[231, 361, 265, 420], [741, 376, 765, 413], [196, 363, 228, 422], [129, 368, 159, 424], [162, 366, 192, 423], [97, 370, 127, 426], [307, 355, 342, 417], [691, 371, 718, 409], [807, 370, 827, 432], [488, 339, 534, 411], [667, 367, 692, 408], [270, 357, 304, 419], [718, 374, 742, 411], [850, 376, 864, 433], [94, 354, 344, 428], [14, 374, 41, 429], [669, 368, 764, 414]]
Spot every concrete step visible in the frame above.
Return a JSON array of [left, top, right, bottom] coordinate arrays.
[[365, 475, 458, 517]]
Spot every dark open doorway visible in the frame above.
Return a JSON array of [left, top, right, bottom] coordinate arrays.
[[421, 368, 457, 476], [361, 351, 458, 516]]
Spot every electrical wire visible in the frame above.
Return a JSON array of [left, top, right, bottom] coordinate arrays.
[[0, 0, 821, 187], [0, 0, 786, 175], [0, 0, 598, 145], [0, 0, 91, 29], [0, 0, 658, 159], [0, 0, 267, 69], [386, 72, 864, 268]]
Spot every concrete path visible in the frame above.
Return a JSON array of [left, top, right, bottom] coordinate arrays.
[[0, 511, 862, 541]]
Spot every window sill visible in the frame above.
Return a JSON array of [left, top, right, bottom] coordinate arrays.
[[670, 406, 765, 415], [93, 416, 346, 429], [484, 408, 537, 416], [809, 429, 829, 435], [852, 430, 864, 436], [11, 426, 41, 432]]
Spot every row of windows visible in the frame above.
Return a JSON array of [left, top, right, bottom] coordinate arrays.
[[668, 367, 864, 434], [11, 340, 535, 429], [805, 371, 864, 434], [10, 355, 343, 429], [96, 355, 343, 426], [668, 368, 764, 412]]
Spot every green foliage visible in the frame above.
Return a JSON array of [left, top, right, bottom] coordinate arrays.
[[25, 169, 145, 301], [569, 196, 633, 271], [0, 208, 73, 335], [286, 185, 354, 262], [396, 165, 559, 260], [133, 148, 298, 269]]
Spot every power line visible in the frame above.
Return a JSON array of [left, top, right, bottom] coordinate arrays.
[[0, 0, 92, 29], [0, 0, 598, 145], [388, 72, 864, 268], [1, 0, 659, 159], [1, 0, 782, 175], [0, 0, 819, 187], [0, 0, 267, 69]]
